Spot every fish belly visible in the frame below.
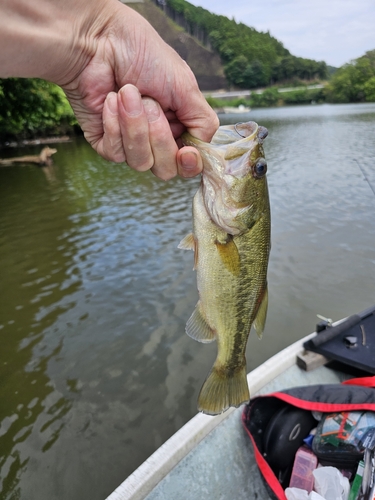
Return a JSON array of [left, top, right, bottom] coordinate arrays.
[[191, 188, 269, 414]]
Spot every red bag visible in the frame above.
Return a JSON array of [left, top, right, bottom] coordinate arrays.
[[242, 376, 375, 500]]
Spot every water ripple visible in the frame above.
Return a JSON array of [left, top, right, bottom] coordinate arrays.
[[1, 104, 375, 499]]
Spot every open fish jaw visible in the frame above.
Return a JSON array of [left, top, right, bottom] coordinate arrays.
[[183, 121, 268, 236]]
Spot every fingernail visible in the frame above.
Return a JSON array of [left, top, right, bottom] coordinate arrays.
[[107, 92, 118, 115], [143, 98, 160, 123], [120, 84, 142, 116], [180, 151, 198, 171]]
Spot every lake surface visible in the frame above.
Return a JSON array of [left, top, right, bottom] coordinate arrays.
[[1, 103, 375, 499]]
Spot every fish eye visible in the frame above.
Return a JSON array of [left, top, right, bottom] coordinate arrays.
[[252, 158, 267, 178]]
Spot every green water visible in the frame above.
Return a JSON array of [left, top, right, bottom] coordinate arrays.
[[1, 103, 375, 499]]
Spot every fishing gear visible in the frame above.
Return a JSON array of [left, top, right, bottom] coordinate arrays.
[[354, 159, 375, 197]]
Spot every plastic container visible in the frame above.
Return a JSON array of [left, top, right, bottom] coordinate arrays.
[[289, 446, 318, 493]]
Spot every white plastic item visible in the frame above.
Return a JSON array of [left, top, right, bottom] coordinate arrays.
[[313, 466, 350, 500], [285, 488, 309, 500], [310, 493, 326, 500], [285, 488, 325, 500]]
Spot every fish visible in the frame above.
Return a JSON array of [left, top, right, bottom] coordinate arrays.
[[178, 121, 271, 415]]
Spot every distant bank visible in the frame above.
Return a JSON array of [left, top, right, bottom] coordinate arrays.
[[203, 84, 325, 99]]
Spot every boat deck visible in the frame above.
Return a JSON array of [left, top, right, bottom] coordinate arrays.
[[143, 363, 347, 500], [106, 336, 348, 500]]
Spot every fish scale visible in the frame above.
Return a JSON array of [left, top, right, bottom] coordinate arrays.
[[179, 121, 271, 415]]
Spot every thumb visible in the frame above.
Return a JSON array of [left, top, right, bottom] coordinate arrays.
[[177, 147, 203, 178]]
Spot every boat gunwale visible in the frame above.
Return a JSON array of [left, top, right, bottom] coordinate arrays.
[[105, 330, 319, 500]]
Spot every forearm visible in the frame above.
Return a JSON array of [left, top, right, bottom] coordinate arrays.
[[0, 0, 114, 84], [0, 0, 218, 178]]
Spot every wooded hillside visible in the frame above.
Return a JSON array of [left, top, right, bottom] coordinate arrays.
[[326, 49, 375, 102], [134, 0, 328, 88], [128, 0, 226, 90], [5, 0, 374, 141]]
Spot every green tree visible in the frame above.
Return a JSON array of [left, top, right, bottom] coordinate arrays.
[[0, 78, 76, 139], [224, 56, 248, 87], [166, 0, 326, 88], [327, 50, 375, 103], [364, 76, 375, 102], [250, 87, 279, 107], [243, 60, 269, 88]]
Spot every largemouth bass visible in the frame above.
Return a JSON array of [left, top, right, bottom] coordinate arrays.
[[179, 121, 270, 415]]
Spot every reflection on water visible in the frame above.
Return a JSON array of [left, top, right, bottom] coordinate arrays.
[[1, 103, 375, 499]]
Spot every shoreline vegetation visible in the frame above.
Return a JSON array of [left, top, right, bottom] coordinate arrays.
[[0, 73, 372, 149], [206, 83, 327, 112], [0, 78, 81, 149], [0, 1, 374, 148]]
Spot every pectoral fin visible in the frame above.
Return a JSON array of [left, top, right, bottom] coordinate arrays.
[[254, 286, 268, 339], [178, 233, 198, 269], [186, 302, 216, 343], [215, 237, 240, 276], [178, 233, 195, 250]]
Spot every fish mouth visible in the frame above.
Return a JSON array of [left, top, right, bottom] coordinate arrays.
[[181, 121, 268, 178], [234, 122, 254, 138], [221, 123, 268, 178], [212, 121, 258, 145], [181, 121, 265, 147], [211, 121, 268, 146]]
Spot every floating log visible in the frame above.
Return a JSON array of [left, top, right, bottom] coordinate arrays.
[[0, 146, 57, 167]]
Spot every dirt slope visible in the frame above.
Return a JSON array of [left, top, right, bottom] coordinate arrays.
[[125, 0, 227, 90]]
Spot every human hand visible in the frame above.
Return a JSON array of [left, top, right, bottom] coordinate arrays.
[[0, 0, 218, 179], [60, 0, 219, 180]]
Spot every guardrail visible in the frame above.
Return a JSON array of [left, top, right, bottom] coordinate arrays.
[[203, 84, 325, 99]]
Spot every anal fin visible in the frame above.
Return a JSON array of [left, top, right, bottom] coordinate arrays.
[[186, 302, 215, 343]]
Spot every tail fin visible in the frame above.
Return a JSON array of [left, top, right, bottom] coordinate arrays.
[[197, 363, 250, 415]]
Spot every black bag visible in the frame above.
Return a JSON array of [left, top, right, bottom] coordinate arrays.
[[242, 376, 375, 500]]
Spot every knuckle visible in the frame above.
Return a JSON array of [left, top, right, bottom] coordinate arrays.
[[127, 155, 154, 172], [212, 113, 220, 130], [152, 167, 176, 181], [103, 141, 126, 164], [111, 153, 126, 164], [127, 127, 148, 144]]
